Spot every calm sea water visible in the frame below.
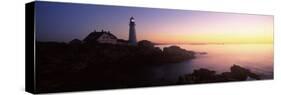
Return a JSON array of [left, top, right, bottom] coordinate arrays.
[[153, 44, 273, 81]]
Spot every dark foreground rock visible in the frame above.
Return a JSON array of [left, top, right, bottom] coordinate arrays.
[[177, 64, 260, 84], [36, 40, 195, 93]]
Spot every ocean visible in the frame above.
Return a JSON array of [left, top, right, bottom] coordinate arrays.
[[153, 44, 273, 81]]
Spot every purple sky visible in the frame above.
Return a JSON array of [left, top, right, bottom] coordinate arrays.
[[35, 1, 273, 44]]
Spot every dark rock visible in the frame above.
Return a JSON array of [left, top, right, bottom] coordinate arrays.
[[193, 68, 216, 80], [230, 64, 260, 80], [177, 64, 261, 84], [230, 65, 250, 80], [163, 46, 195, 63], [182, 68, 217, 83]]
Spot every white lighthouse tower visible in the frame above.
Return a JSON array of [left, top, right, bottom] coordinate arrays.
[[128, 16, 137, 46]]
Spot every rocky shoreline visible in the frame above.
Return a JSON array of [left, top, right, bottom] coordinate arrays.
[[36, 40, 196, 92], [35, 40, 261, 93], [177, 64, 260, 84]]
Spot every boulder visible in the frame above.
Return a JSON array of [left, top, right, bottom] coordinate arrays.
[[230, 64, 260, 80]]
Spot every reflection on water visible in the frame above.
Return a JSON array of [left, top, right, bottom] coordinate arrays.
[[155, 44, 273, 81]]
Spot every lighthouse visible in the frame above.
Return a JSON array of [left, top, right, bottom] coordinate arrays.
[[128, 16, 137, 46]]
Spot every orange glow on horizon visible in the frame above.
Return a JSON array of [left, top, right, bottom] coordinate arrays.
[[135, 14, 273, 44]]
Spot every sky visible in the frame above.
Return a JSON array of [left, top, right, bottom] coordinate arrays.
[[35, 1, 273, 44]]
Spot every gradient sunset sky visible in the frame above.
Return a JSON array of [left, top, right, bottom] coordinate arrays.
[[35, 1, 273, 44]]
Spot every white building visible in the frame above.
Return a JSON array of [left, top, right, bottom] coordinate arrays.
[[83, 17, 137, 45], [83, 30, 117, 44]]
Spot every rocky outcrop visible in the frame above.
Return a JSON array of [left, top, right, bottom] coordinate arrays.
[[177, 64, 260, 84], [36, 40, 196, 92], [226, 64, 260, 80], [163, 46, 195, 63]]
